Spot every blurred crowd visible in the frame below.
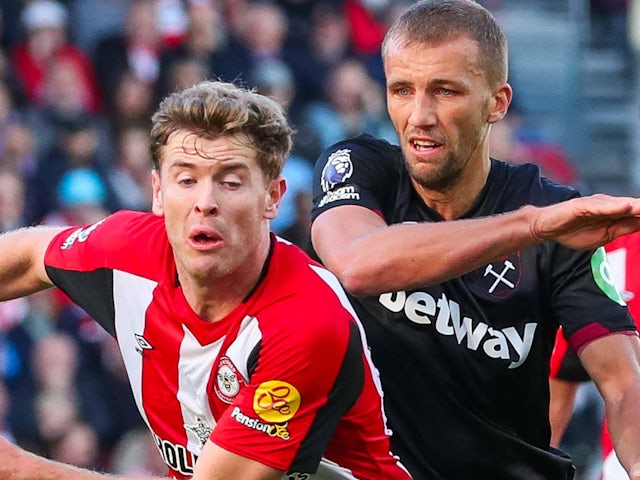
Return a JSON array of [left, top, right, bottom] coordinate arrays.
[[0, 0, 603, 475]]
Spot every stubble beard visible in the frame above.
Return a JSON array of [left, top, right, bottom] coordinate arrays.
[[404, 151, 466, 192]]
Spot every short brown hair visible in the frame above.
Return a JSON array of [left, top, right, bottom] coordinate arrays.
[[382, 0, 508, 86], [149, 81, 293, 181]]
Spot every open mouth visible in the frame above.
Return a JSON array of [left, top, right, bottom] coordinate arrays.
[[193, 233, 213, 244], [411, 139, 441, 151], [189, 228, 222, 250]]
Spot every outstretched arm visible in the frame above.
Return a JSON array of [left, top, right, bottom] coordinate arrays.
[[0, 436, 166, 480], [0, 226, 66, 300], [579, 333, 640, 480], [0, 436, 283, 480], [312, 194, 640, 296]]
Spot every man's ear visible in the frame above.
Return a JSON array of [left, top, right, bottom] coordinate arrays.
[[151, 169, 164, 217], [265, 176, 287, 220], [487, 82, 513, 124]]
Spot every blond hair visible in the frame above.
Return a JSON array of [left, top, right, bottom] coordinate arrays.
[[150, 81, 293, 180]]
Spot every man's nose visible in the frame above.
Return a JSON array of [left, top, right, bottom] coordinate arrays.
[[408, 94, 437, 127], [194, 182, 218, 215]]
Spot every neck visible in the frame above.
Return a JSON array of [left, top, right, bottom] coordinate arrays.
[[414, 157, 492, 221]]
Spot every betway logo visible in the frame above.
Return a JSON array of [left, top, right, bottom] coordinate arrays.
[[379, 291, 536, 369]]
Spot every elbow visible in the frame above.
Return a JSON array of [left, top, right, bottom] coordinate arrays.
[[338, 269, 369, 297], [333, 262, 387, 297], [316, 243, 391, 296]]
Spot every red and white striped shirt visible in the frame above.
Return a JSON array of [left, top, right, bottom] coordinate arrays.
[[44, 210, 411, 480]]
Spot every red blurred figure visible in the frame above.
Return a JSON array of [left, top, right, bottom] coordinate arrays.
[[11, 1, 101, 112]]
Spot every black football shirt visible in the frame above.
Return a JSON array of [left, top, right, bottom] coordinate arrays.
[[311, 135, 635, 480]]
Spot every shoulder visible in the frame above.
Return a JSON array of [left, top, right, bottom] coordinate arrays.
[[47, 211, 170, 276], [315, 134, 402, 174], [494, 159, 579, 206], [269, 238, 345, 299], [79, 210, 166, 250], [322, 134, 402, 160], [262, 238, 354, 336], [312, 135, 404, 211]]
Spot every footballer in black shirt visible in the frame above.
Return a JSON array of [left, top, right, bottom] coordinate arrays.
[[311, 135, 636, 480]]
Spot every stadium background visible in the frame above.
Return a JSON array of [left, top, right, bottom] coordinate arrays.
[[0, 0, 636, 478]]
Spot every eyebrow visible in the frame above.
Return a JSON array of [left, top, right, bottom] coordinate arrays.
[[387, 79, 411, 90], [167, 159, 251, 173], [168, 160, 196, 169], [431, 78, 468, 89], [388, 78, 466, 88]]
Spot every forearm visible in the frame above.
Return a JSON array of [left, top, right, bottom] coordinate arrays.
[[548, 378, 579, 447], [581, 334, 640, 479], [604, 385, 640, 478], [316, 194, 640, 296], [1, 442, 167, 480], [325, 206, 540, 296]]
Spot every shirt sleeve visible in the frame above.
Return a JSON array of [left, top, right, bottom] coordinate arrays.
[[551, 244, 637, 354], [550, 328, 590, 382], [43, 211, 165, 336], [311, 135, 402, 221], [210, 296, 364, 473]]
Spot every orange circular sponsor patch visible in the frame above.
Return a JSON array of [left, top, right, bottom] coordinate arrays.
[[253, 380, 301, 423]]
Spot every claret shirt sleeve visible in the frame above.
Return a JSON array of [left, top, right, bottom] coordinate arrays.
[[549, 329, 590, 381], [550, 243, 637, 354], [552, 233, 640, 380]]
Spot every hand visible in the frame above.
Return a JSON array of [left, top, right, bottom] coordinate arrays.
[[530, 194, 640, 249]]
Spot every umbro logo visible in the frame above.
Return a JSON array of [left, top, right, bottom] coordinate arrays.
[[134, 333, 153, 355]]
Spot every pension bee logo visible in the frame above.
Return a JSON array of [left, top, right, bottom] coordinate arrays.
[[253, 380, 301, 423]]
